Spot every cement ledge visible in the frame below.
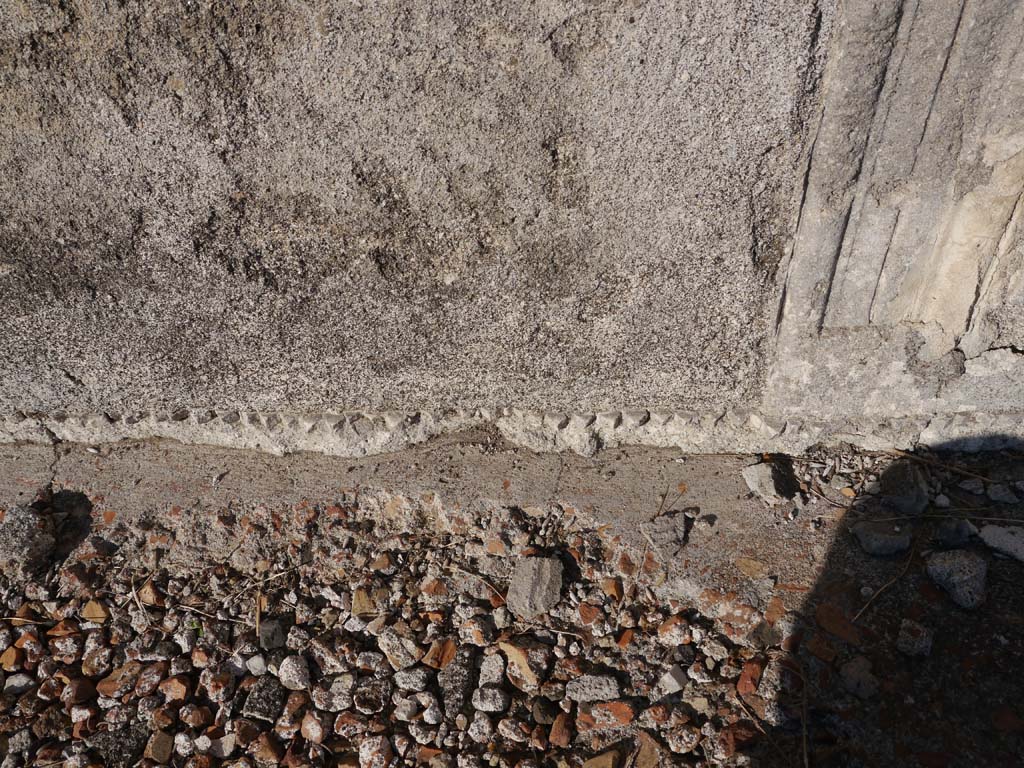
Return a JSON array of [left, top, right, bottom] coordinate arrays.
[[3, 408, 1023, 457]]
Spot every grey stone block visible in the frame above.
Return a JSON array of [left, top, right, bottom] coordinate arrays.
[[505, 557, 563, 619]]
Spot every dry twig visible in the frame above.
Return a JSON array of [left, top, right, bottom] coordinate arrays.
[[853, 549, 915, 623], [226, 565, 301, 605], [767, 650, 809, 768], [885, 449, 990, 482], [0, 617, 52, 625], [871, 513, 1019, 525], [519, 621, 583, 639], [177, 604, 244, 624], [735, 694, 791, 766], [807, 486, 851, 509], [129, 575, 151, 629], [444, 565, 506, 604]]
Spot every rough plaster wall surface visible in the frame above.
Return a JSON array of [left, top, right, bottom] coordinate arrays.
[[0, 0, 826, 414], [1, 0, 1022, 458]]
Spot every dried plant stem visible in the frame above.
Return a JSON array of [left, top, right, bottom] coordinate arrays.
[[853, 549, 914, 623]]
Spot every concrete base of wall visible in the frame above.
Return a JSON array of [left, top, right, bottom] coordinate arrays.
[[2, 0, 1021, 457]]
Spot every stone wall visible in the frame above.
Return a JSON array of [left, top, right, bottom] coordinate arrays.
[[769, 0, 1024, 450], [1, 0, 1021, 456]]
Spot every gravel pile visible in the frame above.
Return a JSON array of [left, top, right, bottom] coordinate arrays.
[[0, 495, 779, 768]]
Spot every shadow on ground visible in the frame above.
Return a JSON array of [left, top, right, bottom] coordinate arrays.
[[743, 437, 1024, 768]]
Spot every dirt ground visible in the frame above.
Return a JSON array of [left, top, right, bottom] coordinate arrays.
[[0, 433, 1021, 767]]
